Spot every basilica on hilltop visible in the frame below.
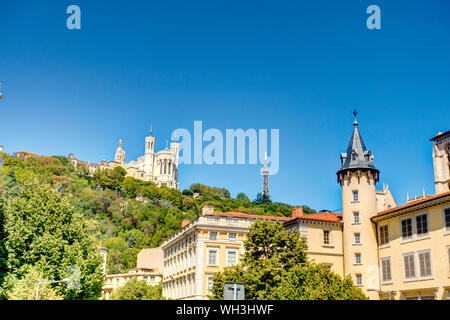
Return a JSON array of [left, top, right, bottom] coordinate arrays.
[[68, 126, 180, 189]]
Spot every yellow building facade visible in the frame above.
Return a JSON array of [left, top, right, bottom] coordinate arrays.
[[160, 206, 290, 300], [284, 208, 344, 277], [159, 121, 450, 300], [101, 247, 163, 299], [335, 119, 450, 299], [372, 191, 450, 300], [161, 206, 351, 300]]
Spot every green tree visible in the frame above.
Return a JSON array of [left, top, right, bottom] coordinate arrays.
[[6, 265, 63, 300], [3, 182, 104, 299], [254, 192, 271, 204], [110, 279, 164, 300], [122, 177, 141, 198], [236, 192, 249, 201], [211, 220, 367, 300]]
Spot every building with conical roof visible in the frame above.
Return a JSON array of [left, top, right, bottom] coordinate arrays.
[[337, 112, 381, 299]]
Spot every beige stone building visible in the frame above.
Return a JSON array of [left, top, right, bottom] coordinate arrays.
[[69, 126, 180, 188], [161, 205, 351, 300], [161, 206, 291, 300], [101, 247, 163, 299]]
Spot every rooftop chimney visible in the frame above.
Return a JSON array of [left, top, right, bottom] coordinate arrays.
[[292, 207, 304, 219], [202, 205, 214, 215], [181, 220, 190, 229]]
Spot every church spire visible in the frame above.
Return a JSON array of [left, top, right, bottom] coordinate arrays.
[[337, 111, 380, 182]]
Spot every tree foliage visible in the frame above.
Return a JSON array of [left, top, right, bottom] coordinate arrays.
[[2, 182, 104, 299], [110, 279, 164, 300], [6, 265, 63, 300]]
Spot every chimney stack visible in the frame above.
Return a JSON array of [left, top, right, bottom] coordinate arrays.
[[292, 207, 304, 218], [202, 205, 214, 215]]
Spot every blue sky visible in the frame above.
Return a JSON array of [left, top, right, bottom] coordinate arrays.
[[1, 0, 449, 211]]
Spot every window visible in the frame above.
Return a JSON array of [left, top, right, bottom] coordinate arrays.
[[403, 253, 416, 279], [227, 217, 238, 224], [379, 224, 389, 246], [354, 233, 361, 244], [444, 208, 450, 232], [353, 212, 360, 224], [356, 274, 362, 286], [207, 216, 218, 222], [353, 191, 359, 202], [355, 253, 361, 264], [209, 232, 217, 240], [416, 214, 428, 237], [448, 247, 450, 273], [207, 249, 218, 266], [228, 233, 236, 241], [227, 250, 237, 266], [418, 250, 432, 278], [401, 218, 413, 240], [323, 230, 330, 245], [207, 276, 214, 294], [381, 257, 392, 283]]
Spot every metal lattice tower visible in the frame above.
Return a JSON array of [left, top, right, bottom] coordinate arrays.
[[262, 152, 269, 196]]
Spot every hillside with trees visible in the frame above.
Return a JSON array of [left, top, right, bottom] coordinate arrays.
[[0, 152, 316, 299]]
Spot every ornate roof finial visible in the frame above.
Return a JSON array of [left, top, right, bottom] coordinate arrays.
[[353, 108, 359, 126], [119, 138, 123, 147], [150, 124, 153, 136]]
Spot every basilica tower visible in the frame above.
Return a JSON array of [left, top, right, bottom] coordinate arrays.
[[144, 125, 156, 179], [114, 138, 126, 165], [337, 113, 380, 299]]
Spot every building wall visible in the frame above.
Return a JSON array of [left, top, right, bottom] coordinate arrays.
[[341, 172, 379, 300], [306, 223, 344, 277], [161, 214, 285, 300], [101, 270, 162, 300], [376, 202, 450, 300]]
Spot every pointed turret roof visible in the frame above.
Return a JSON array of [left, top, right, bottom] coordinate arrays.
[[337, 112, 379, 181], [340, 118, 376, 171]]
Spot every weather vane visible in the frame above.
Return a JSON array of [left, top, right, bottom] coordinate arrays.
[[353, 108, 358, 119]]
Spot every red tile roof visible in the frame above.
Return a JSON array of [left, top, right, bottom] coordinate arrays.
[[17, 151, 37, 155], [373, 190, 450, 219], [284, 211, 343, 224], [204, 211, 290, 221]]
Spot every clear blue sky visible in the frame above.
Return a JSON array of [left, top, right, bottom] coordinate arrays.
[[1, 0, 449, 211]]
